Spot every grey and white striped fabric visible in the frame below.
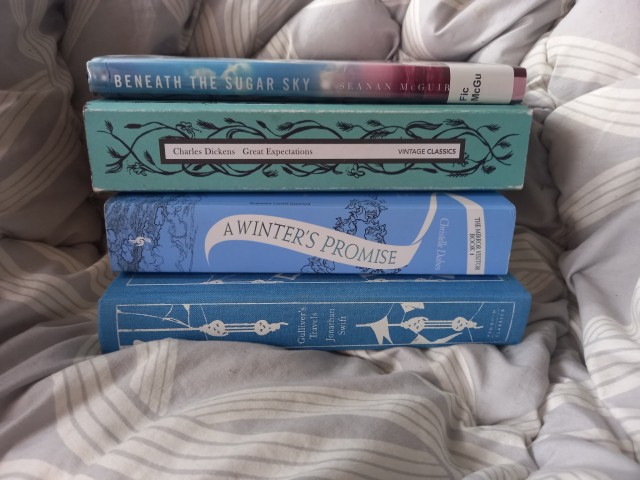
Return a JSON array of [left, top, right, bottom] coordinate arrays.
[[1, 0, 639, 478]]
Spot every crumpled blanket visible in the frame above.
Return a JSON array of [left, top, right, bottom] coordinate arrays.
[[1, 1, 639, 478]]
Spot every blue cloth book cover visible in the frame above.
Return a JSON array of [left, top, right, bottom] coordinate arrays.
[[104, 191, 516, 275], [98, 272, 532, 353], [83, 100, 532, 192], [87, 55, 526, 104]]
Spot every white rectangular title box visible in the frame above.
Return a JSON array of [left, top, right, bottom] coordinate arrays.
[[160, 139, 465, 164]]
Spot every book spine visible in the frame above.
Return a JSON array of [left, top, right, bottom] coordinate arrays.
[[104, 192, 515, 275], [87, 57, 526, 104], [84, 101, 531, 192], [98, 273, 531, 353]]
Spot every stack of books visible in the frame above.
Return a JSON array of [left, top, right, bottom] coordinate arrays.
[[84, 56, 533, 352]]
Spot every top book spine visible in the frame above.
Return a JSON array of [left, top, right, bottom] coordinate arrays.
[[87, 56, 526, 105]]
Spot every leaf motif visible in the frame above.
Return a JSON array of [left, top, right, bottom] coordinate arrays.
[[407, 121, 442, 130], [445, 119, 466, 127], [104, 121, 113, 133], [281, 166, 292, 175], [483, 165, 496, 174], [107, 146, 123, 159], [336, 121, 354, 132], [143, 150, 155, 165], [420, 167, 438, 174], [448, 172, 470, 178], [263, 169, 278, 177], [256, 120, 267, 129], [370, 130, 390, 139], [124, 123, 142, 129], [496, 140, 512, 149], [367, 120, 382, 127], [485, 124, 500, 132], [224, 117, 236, 124], [277, 122, 294, 131], [193, 164, 205, 171], [197, 120, 217, 130]]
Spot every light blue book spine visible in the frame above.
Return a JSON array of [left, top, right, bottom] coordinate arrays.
[[83, 100, 532, 192], [98, 272, 532, 353], [104, 191, 515, 275]]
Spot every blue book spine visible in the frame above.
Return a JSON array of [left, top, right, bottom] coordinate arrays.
[[104, 191, 516, 275], [98, 272, 531, 353], [87, 55, 527, 104]]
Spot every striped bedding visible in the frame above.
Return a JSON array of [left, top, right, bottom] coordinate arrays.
[[1, 0, 639, 478]]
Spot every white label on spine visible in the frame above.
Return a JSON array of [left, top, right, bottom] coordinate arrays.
[[447, 193, 485, 274], [161, 141, 463, 163], [446, 63, 514, 104]]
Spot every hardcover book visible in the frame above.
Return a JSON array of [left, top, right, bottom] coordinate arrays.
[[104, 191, 516, 275], [98, 272, 532, 353], [87, 55, 527, 104], [84, 100, 532, 192]]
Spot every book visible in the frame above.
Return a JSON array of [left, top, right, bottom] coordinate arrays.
[[104, 191, 515, 275], [98, 272, 532, 353], [84, 100, 532, 192], [87, 55, 526, 104]]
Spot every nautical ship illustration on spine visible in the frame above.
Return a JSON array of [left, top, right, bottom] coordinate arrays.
[[116, 302, 288, 339], [115, 301, 483, 346], [98, 271, 533, 352], [198, 319, 288, 337], [356, 302, 482, 345]]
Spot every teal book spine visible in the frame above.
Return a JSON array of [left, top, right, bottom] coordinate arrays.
[[83, 100, 532, 192], [98, 272, 532, 353], [104, 191, 515, 275]]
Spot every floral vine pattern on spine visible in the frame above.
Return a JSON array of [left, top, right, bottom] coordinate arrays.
[[99, 117, 516, 178]]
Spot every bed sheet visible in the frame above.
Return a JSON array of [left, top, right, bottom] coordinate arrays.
[[1, 1, 640, 478]]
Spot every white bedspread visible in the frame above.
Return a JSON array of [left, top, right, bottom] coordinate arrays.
[[1, 1, 640, 478]]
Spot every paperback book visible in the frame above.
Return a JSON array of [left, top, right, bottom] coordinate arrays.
[[87, 55, 526, 104], [104, 191, 516, 275], [98, 272, 532, 353], [84, 100, 532, 191]]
